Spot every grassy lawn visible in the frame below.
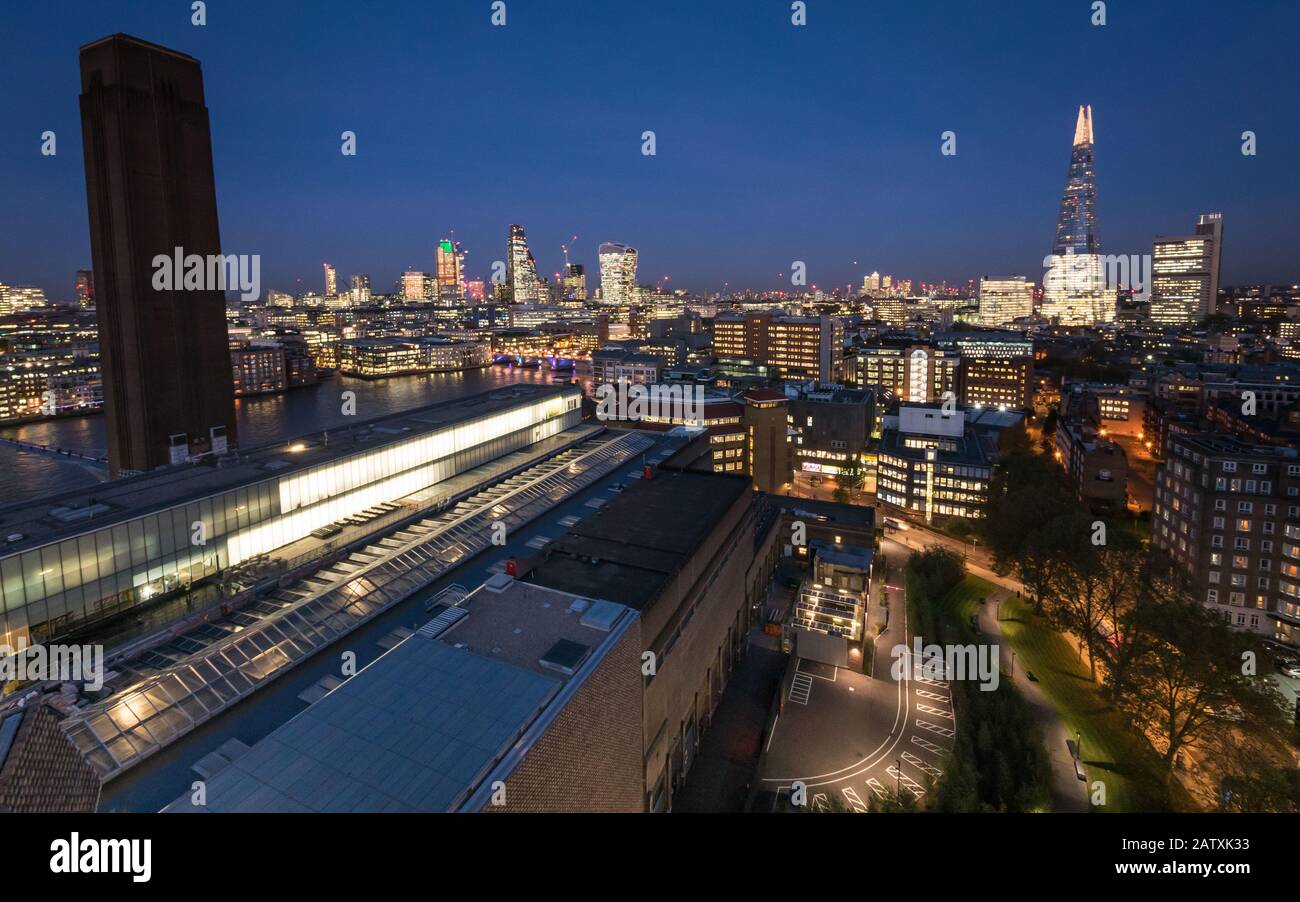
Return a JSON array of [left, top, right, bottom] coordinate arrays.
[[995, 595, 1197, 812], [932, 575, 997, 639]]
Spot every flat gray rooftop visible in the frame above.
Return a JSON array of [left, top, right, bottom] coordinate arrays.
[[447, 579, 634, 680], [526, 469, 749, 611], [164, 636, 561, 813], [161, 578, 634, 813], [0, 384, 576, 553]]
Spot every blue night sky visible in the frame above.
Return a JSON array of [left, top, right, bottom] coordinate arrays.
[[1, 0, 1297, 301]]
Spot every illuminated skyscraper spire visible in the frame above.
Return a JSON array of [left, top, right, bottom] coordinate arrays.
[[1053, 104, 1099, 255], [1072, 103, 1094, 146]]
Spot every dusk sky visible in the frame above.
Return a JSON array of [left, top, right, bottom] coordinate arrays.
[[2, 0, 1297, 300]]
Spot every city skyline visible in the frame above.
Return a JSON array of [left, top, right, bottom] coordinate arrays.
[[4, 2, 1300, 837], [2, 0, 1298, 299]]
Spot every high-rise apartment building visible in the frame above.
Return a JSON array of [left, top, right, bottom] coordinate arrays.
[[323, 262, 337, 296], [79, 34, 237, 475], [598, 242, 638, 306], [977, 276, 1034, 325], [1152, 433, 1300, 643], [1151, 213, 1223, 325]]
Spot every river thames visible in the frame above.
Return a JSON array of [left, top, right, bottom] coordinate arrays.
[[0, 367, 569, 506]]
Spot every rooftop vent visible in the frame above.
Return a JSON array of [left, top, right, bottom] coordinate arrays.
[[48, 503, 112, 525], [483, 573, 515, 594], [415, 606, 468, 640], [579, 600, 622, 633], [539, 639, 591, 676]]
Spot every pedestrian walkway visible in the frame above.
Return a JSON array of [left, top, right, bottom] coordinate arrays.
[[978, 588, 1090, 812]]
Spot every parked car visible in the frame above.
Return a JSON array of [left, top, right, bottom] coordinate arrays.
[[1278, 661, 1300, 679]]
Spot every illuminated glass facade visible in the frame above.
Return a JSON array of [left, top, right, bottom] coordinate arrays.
[[0, 389, 580, 646]]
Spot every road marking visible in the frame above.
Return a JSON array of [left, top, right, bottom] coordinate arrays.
[[916, 719, 955, 739], [911, 735, 948, 755], [916, 704, 953, 720], [915, 689, 948, 702], [765, 714, 779, 752], [902, 751, 943, 777], [864, 780, 890, 801], [788, 673, 813, 705], [811, 793, 829, 812], [842, 786, 868, 812], [916, 676, 947, 687], [886, 765, 926, 799]]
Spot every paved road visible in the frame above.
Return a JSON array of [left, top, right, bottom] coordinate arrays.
[[672, 628, 786, 813], [756, 538, 954, 812]]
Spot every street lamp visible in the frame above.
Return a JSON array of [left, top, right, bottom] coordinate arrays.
[[895, 757, 902, 800]]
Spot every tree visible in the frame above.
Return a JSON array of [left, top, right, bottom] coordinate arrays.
[[836, 456, 866, 500], [1120, 592, 1292, 772], [1046, 523, 1148, 684], [983, 449, 1074, 614], [1097, 547, 1173, 704]]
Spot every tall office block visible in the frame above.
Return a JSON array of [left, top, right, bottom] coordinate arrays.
[[79, 34, 236, 475], [1151, 213, 1223, 325]]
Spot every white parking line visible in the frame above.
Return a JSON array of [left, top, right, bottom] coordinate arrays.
[[902, 751, 943, 778], [886, 765, 926, 799], [788, 673, 813, 705], [916, 704, 953, 720], [911, 735, 948, 756], [916, 719, 955, 739], [915, 689, 949, 702], [864, 779, 890, 801], [842, 786, 868, 812]]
